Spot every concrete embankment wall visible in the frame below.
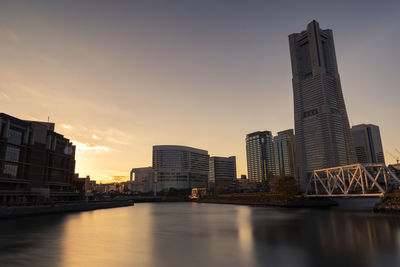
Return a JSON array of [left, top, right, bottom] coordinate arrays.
[[198, 195, 337, 208], [0, 201, 134, 218]]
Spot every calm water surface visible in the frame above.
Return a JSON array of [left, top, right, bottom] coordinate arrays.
[[0, 203, 400, 267]]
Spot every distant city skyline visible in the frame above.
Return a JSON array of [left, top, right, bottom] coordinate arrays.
[[1, 1, 399, 181]]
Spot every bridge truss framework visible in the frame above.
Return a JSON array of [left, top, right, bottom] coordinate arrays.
[[305, 164, 400, 197]]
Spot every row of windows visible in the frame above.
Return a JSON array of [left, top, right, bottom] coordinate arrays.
[[8, 129, 23, 145], [303, 108, 319, 118]]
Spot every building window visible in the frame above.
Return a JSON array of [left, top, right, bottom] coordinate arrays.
[[8, 129, 23, 145], [3, 163, 18, 178], [303, 108, 319, 118], [5, 146, 20, 162]]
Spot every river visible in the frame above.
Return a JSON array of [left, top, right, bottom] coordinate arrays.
[[0, 202, 399, 267]]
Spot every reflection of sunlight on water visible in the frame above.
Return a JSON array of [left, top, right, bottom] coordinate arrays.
[[61, 206, 153, 267], [237, 206, 254, 266]]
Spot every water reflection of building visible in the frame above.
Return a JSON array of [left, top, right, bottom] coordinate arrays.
[[0, 113, 77, 205], [251, 209, 400, 267]]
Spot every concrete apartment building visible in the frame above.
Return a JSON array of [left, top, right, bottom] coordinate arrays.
[[152, 145, 209, 191], [0, 113, 77, 204], [351, 124, 385, 164], [246, 131, 275, 184], [289, 20, 356, 189], [209, 156, 236, 192]]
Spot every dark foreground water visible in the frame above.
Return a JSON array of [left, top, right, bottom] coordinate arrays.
[[0, 203, 399, 267]]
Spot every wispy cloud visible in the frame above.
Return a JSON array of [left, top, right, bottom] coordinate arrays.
[[100, 128, 134, 145], [72, 140, 110, 153], [112, 176, 128, 182], [92, 134, 102, 140], [62, 124, 72, 130], [3, 28, 20, 44], [0, 92, 10, 101]]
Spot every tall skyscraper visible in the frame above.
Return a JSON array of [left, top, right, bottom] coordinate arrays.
[[273, 129, 296, 178], [246, 131, 275, 184], [351, 124, 385, 164], [289, 20, 356, 188]]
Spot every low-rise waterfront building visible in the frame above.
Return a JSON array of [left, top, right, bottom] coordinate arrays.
[[130, 167, 154, 193], [234, 177, 257, 193], [153, 145, 209, 191], [0, 113, 77, 205]]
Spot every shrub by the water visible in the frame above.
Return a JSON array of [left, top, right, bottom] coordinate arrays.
[[269, 176, 299, 197]]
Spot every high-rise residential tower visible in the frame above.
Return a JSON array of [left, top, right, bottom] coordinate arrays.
[[246, 131, 275, 185], [209, 156, 236, 192], [289, 20, 356, 189], [351, 124, 385, 164], [273, 129, 296, 178]]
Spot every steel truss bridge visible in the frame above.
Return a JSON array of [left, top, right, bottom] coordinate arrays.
[[305, 164, 400, 197]]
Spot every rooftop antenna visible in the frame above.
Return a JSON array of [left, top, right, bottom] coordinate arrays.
[[47, 116, 50, 123]]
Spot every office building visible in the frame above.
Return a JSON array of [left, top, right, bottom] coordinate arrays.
[[130, 167, 154, 192], [152, 145, 209, 191], [273, 129, 296, 177], [209, 156, 236, 192], [0, 113, 76, 204], [289, 20, 356, 189], [246, 131, 275, 184], [351, 124, 385, 164]]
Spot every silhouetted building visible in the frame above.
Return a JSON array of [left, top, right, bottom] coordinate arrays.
[[209, 156, 236, 192], [246, 131, 275, 185], [0, 113, 76, 204], [152, 145, 209, 191], [234, 178, 257, 193], [389, 164, 400, 177], [273, 129, 296, 177], [289, 20, 356, 189], [351, 124, 385, 164]]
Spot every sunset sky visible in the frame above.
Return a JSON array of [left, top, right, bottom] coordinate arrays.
[[1, 0, 399, 182]]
